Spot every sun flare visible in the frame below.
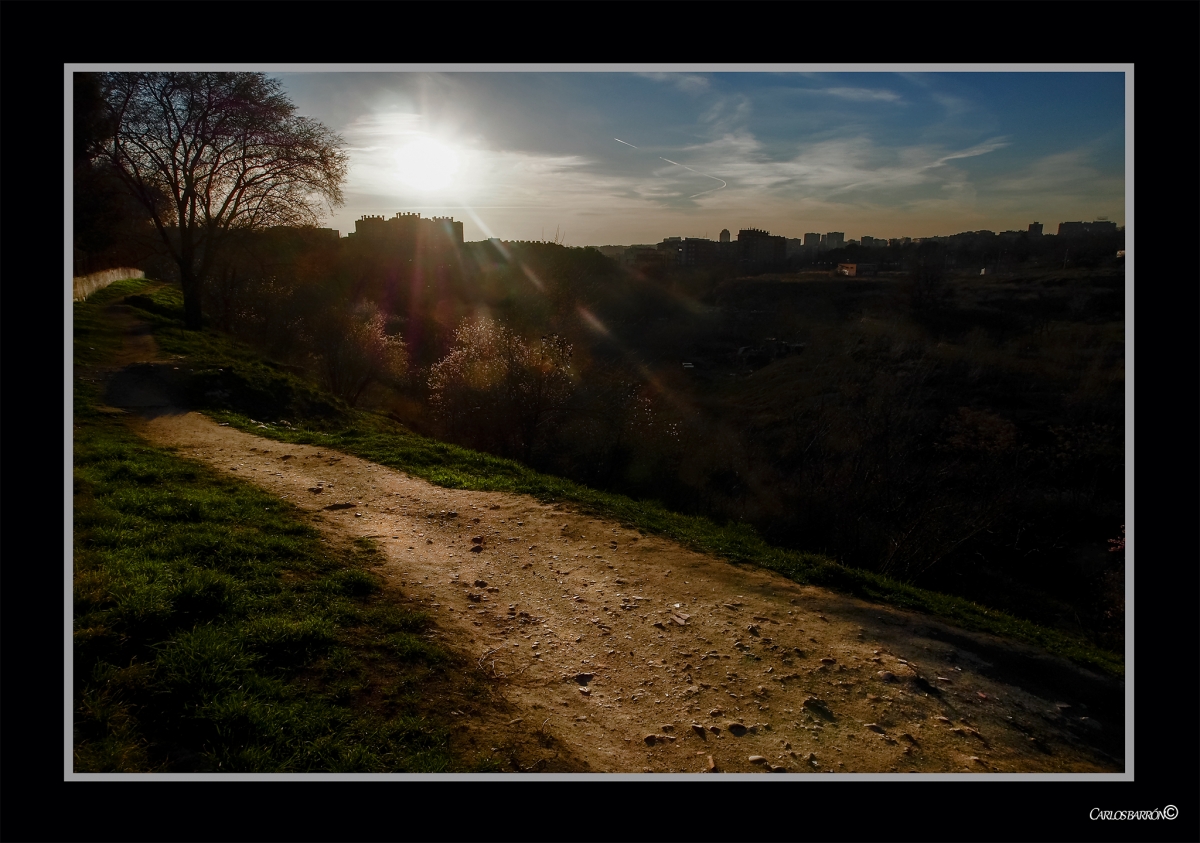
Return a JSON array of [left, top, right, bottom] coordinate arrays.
[[394, 137, 460, 191]]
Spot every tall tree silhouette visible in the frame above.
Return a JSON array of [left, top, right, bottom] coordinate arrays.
[[97, 73, 347, 329]]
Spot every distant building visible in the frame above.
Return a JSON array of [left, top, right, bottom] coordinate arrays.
[[888, 237, 911, 247], [860, 236, 879, 248], [804, 232, 821, 249], [719, 229, 731, 243], [1058, 220, 1118, 237], [658, 236, 718, 267], [349, 212, 463, 251], [738, 228, 787, 268], [785, 238, 806, 258], [825, 232, 845, 250], [1028, 222, 1043, 236]]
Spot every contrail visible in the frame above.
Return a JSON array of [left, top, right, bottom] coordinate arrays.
[[614, 138, 638, 149], [659, 157, 727, 197]]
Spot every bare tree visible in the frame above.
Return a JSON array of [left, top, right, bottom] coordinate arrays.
[[97, 72, 347, 329]]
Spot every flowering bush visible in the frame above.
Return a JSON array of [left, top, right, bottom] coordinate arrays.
[[428, 316, 573, 460], [310, 301, 407, 406]]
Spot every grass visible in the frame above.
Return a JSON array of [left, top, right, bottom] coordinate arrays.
[[101, 281, 1123, 679], [73, 286, 478, 773], [73, 406, 466, 772]]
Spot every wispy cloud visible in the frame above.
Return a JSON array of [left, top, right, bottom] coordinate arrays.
[[988, 147, 1121, 198], [820, 87, 904, 103]]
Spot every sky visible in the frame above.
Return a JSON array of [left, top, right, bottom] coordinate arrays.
[[272, 69, 1127, 246]]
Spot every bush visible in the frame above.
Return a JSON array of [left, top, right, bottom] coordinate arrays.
[[310, 301, 408, 406], [428, 316, 573, 461]]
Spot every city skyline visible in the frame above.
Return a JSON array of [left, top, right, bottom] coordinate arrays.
[[266, 68, 1126, 245]]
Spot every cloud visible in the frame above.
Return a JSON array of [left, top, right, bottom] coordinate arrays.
[[820, 87, 904, 103], [931, 137, 1010, 165], [988, 147, 1123, 198], [667, 131, 1008, 203]]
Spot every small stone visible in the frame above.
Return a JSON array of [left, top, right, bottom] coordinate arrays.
[[747, 624, 761, 636], [802, 697, 831, 716], [709, 726, 721, 734], [820, 657, 836, 665], [877, 671, 898, 682], [706, 755, 717, 772], [354, 513, 362, 517], [469, 546, 482, 553], [748, 755, 767, 764], [474, 580, 488, 587], [709, 709, 724, 717], [977, 692, 988, 700], [426, 539, 433, 544], [899, 732, 917, 744], [652, 621, 666, 630], [661, 724, 675, 733], [866, 723, 885, 733], [578, 687, 590, 695], [783, 741, 791, 750], [644, 734, 658, 746], [936, 716, 951, 723], [574, 672, 594, 685], [727, 722, 748, 736], [691, 724, 707, 737], [471, 536, 483, 544], [769, 765, 786, 773]]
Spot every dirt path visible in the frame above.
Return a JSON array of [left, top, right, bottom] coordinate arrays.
[[87, 307, 1124, 774]]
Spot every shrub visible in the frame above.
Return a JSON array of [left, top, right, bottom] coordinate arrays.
[[428, 316, 573, 461], [310, 301, 408, 406]]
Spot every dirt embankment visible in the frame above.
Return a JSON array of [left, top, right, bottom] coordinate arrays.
[[88, 303, 1124, 774]]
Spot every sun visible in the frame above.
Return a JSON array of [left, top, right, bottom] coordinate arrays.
[[394, 137, 460, 191]]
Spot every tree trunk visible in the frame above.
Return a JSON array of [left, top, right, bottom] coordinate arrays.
[[180, 265, 204, 330]]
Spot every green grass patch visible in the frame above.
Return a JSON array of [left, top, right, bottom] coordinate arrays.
[[115, 284, 348, 423], [73, 293, 471, 772], [73, 277, 155, 368], [73, 410, 465, 772], [104, 282, 1123, 678]]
